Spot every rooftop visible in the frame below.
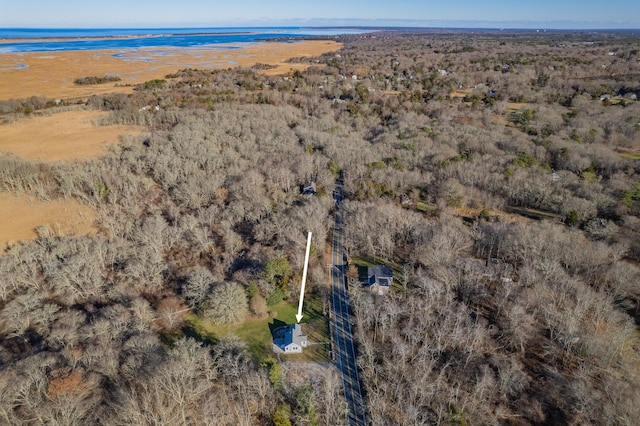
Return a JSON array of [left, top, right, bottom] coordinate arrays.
[[272, 323, 308, 354], [366, 265, 393, 287]]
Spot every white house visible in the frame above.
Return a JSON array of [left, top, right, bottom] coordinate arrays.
[[272, 323, 308, 354]]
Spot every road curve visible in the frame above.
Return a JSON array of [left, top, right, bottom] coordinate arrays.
[[331, 177, 367, 426]]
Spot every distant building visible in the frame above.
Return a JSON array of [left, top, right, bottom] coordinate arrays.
[[365, 265, 393, 295], [272, 323, 308, 354], [301, 182, 317, 195]]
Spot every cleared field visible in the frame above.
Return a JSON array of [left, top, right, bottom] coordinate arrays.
[[0, 192, 97, 250], [0, 109, 145, 161], [185, 292, 330, 362]]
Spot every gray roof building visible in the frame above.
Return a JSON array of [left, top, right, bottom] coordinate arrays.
[[272, 323, 308, 354], [365, 265, 393, 294], [301, 182, 317, 195]]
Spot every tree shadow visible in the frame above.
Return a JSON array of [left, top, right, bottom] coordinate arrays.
[[181, 323, 218, 346], [229, 255, 263, 275], [269, 317, 290, 335]]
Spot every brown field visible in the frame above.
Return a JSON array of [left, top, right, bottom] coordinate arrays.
[[0, 40, 341, 100], [0, 109, 144, 248], [0, 109, 145, 161], [0, 192, 97, 251]]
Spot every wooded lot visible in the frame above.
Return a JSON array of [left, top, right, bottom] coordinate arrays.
[[0, 29, 639, 425]]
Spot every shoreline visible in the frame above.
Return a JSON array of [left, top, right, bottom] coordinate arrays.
[[0, 31, 260, 45]]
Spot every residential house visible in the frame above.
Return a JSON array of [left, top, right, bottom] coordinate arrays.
[[301, 182, 317, 195], [272, 323, 308, 354], [365, 265, 393, 295]]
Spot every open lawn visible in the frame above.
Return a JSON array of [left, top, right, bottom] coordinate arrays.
[[185, 291, 331, 362]]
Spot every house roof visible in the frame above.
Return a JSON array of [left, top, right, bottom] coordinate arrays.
[[367, 265, 393, 287], [301, 182, 316, 194], [273, 323, 307, 351]]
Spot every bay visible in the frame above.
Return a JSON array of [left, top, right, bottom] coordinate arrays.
[[0, 27, 364, 53]]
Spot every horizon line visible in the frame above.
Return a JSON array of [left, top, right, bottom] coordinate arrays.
[[1, 19, 639, 31], [2, 26, 640, 32]]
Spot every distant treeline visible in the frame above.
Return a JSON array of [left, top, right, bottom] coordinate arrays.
[[73, 75, 121, 85], [251, 63, 278, 70]]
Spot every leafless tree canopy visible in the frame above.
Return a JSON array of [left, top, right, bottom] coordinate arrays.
[[1, 29, 639, 425]]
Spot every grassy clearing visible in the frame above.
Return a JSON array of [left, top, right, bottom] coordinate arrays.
[[506, 102, 528, 112], [416, 201, 437, 213], [277, 290, 331, 362], [184, 291, 330, 362], [450, 88, 472, 99], [350, 255, 380, 268], [619, 152, 640, 160]]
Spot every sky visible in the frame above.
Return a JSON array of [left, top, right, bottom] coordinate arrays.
[[2, 0, 639, 29]]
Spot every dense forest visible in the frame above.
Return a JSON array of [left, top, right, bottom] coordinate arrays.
[[1, 30, 639, 425]]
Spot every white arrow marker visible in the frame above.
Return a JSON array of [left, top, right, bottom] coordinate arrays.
[[296, 231, 312, 323]]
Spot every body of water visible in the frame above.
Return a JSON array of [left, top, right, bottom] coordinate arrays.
[[0, 27, 364, 53]]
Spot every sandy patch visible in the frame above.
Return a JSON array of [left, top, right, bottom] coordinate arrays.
[[0, 40, 341, 100], [450, 89, 472, 99], [0, 192, 97, 250], [506, 102, 527, 111], [0, 109, 145, 161]]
